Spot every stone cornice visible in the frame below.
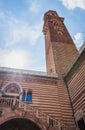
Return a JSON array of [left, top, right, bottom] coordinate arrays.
[[0, 69, 58, 85]]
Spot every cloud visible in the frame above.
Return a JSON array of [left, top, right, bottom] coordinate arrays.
[[60, 0, 85, 10], [0, 48, 31, 69], [0, 47, 43, 71], [0, 11, 42, 47], [0, 11, 44, 70], [28, 0, 41, 13], [5, 21, 42, 47], [0, 47, 46, 71], [74, 32, 84, 49], [0, 10, 45, 71]]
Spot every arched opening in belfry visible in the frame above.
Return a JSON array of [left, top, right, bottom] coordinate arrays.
[[0, 118, 41, 130]]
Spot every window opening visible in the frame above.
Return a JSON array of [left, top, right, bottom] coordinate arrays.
[[22, 90, 32, 103], [26, 91, 32, 103]]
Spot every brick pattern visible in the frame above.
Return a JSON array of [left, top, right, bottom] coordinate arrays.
[[0, 71, 75, 128], [52, 42, 78, 77], [65, 53, 85, 121]]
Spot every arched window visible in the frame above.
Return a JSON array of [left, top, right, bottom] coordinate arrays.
[[1, 82, 23, 99]]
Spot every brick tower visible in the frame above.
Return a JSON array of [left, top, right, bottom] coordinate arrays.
[[43, 10, 79, 77]]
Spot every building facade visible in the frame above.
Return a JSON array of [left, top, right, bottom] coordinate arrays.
[[0, 10, 85, 130]]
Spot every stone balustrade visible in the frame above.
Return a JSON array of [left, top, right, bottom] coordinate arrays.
[[0, 97, 75, 130]]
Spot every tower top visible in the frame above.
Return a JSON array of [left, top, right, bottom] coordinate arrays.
[[44, 10, 59, 18], [43, 10, 64, 35], [43, 10, 62, 22]]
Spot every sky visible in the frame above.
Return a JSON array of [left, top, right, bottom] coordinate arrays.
[[0, 0, 85, 72]]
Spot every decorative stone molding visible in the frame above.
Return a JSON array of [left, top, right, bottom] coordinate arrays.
[[0, 97, 71, 130], [0, 72, 58, 86]]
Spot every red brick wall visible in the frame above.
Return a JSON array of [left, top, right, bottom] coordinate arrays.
[[0, 71, 75, 127], [64, 50, 85, 122]]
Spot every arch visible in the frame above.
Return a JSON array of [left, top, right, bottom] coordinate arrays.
[[0, 112, 46, 130], [0, 106, 46, 130], [1, 82, 23, 99], [0, 118, 41, 130]]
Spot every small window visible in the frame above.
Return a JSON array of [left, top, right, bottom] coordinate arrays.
[[26, 91, 32, 103], [22, 90, 32, 103]]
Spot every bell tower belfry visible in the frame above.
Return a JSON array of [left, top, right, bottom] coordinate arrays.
[[43, 10, 79, 77]]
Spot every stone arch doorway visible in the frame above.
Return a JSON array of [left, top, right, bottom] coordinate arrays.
[[0, 118, 41, 130]]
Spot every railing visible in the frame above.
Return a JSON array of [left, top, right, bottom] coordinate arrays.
[[0, 97, 75, 130]]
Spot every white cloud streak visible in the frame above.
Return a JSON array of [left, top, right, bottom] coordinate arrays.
[[0, 47, 46, 71], [5, 22, 42, 47], [60, 0, 85, 10], [0, 10, 45, 71], [0, 49, 28, 69], [28, 0, 41, 13], [74, 32, 84, 49], [0, 11, 42, 47]]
